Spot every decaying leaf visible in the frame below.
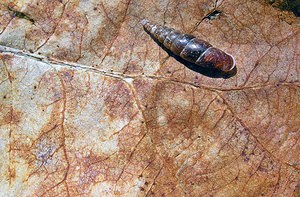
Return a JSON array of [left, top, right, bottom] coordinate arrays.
[[0, 0, 299, 196]]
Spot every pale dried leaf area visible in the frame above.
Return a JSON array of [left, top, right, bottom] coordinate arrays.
[[0, 0, 299, 196]]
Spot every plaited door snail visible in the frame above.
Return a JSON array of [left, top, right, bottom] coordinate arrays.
[[141, 19, 236, 73]]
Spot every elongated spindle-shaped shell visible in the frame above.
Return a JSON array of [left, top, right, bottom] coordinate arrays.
[[141, 19, 236, 73]]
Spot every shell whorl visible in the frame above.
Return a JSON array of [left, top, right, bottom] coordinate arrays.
[[141, 19, 236, 73]]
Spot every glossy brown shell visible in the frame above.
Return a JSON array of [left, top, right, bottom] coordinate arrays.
[[141, 19, 236, 73]]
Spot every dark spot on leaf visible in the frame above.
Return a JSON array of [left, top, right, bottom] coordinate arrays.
[[270, 0, 300, 17], [204, 10, 222, 21], [8, 7, 35, 23], [216, 98, 222, 103]]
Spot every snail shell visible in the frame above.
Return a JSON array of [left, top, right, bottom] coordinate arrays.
[[141, 19, 236, 73]]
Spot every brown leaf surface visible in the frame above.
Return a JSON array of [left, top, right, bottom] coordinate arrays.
[[0, 0, 299, 196]]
